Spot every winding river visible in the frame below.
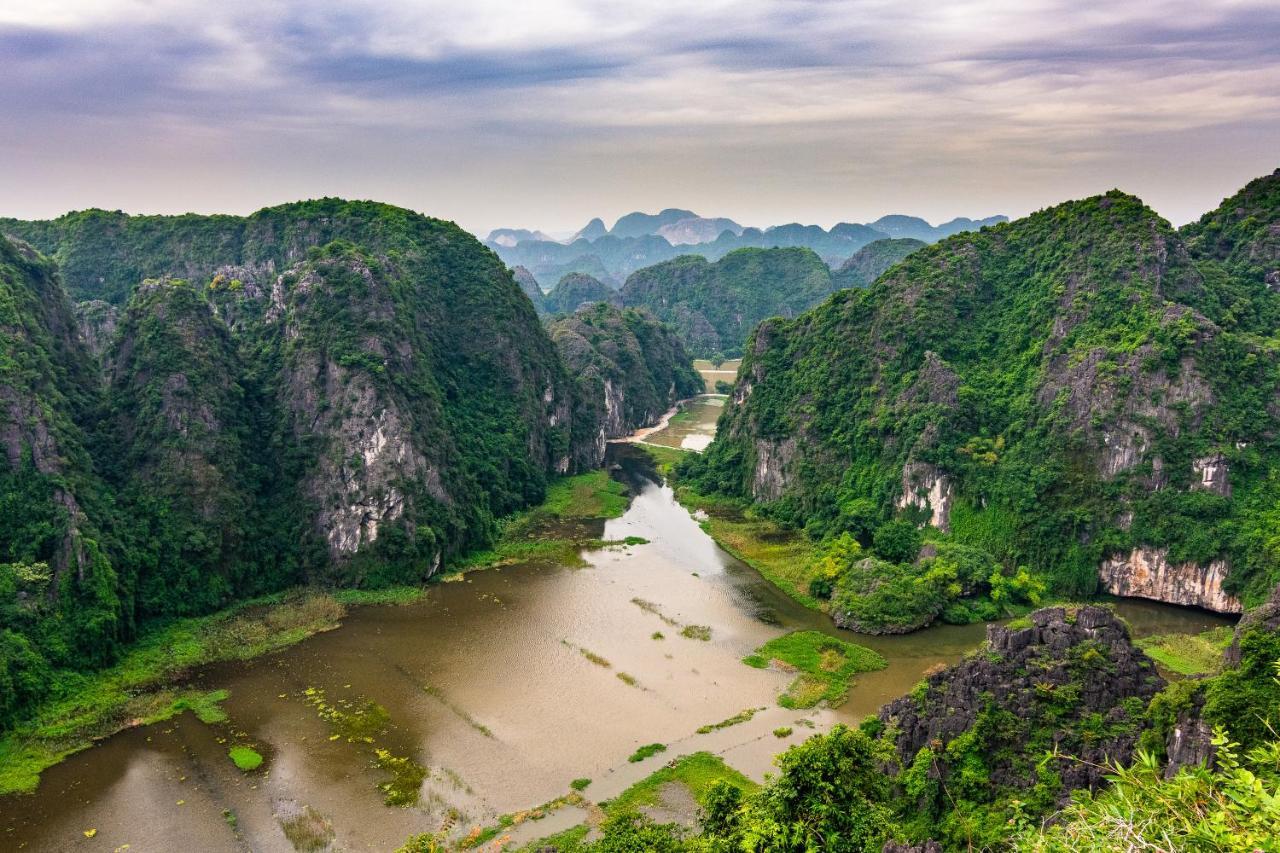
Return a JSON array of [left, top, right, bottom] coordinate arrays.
[[0, 394, 1234, 852]]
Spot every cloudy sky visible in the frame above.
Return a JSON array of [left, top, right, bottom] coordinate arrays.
[[2, 0, 1278, 235]]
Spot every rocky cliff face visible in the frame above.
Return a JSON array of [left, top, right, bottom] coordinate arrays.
[[549, 303, 701, 449], [692, 176, 1280, 611], [73, 300, 119, 364], [0, 201, 624, 717], [878, 606, 1164, 835], [1100, 548, 1241, 612]]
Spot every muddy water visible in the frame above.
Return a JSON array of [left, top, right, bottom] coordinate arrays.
[[0, 447, 1234, 852]]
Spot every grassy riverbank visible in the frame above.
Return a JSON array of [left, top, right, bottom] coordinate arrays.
[[0, 591, 346, 794], [507, 752, 757, 852], [0, 469, 633, 796]]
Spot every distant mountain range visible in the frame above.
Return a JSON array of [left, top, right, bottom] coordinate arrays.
[[485, 209, 1006, 288]]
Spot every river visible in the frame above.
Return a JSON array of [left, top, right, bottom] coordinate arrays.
[[0, 393, 1234, 852]]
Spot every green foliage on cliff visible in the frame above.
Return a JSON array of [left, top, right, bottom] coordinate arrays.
[[0, 200, 621, 736], [550, 303, 702, 440], [685, 180, 1280, 605], [619, 247, 838, 358], [543, 272, 620, 316], [831, 237, 926, 289]]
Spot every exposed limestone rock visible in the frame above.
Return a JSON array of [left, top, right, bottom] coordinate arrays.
[[1099, 547, 1242, 613], [752, 437, 796, 501], [1191, 453, 1231, 496], [73, 300, 119, 363], [895, 462, 953, 531]]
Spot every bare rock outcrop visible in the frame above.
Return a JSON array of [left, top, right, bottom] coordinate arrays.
[[1099, 547, 1242, 613]]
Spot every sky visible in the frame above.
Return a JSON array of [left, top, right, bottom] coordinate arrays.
[[2, 0, 1279, 237]]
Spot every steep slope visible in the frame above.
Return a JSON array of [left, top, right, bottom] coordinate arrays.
[[870, 214, 1007, 241], [1, 201, 614, 733], [1180, 167, 1280, 332], [544, 272, 621, 315], [572, 218, 608, 242], [549, 304, 702, 450], [832, 237, 927, 289], [620, 247, 836, 358], [0, 236, 122, 726], [105, 279, 261, 615], [688, 186, 1280, 610], [511, 265, 547, 315]]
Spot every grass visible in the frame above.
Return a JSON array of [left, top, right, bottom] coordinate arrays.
[[278, 804, 335, 851], [0, 590, 344, 795], [518, 824, 590, 852], [632, 597, 679, 626], [696, 707, 762, 734], [628, 742, 667, 763], [452, 470, 635, 572], [541, 470, 629, 519], [228, 745, 263, 771], [1137, 626, 1233, 676], [638, 444, 691, 478], [334, 585, 426, 606], [743, 630, 887, 709], [563, 641, 612, 668], [773, 727, 793, 738], [303, 686, 426, 806], [606, 751, 756, 816], [459, 793, 585, 849], [680, 625, 712, 641], [616, 672, 640, 687], [570, 777, 592, 791], [673, 485, 823, 610], [652, 631, 665, 640]]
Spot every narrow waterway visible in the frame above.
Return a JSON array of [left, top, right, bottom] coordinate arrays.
[[0, 421, 1234, 852]]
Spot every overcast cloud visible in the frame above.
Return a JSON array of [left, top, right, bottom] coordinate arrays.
[[1, 0, 1278, 233]]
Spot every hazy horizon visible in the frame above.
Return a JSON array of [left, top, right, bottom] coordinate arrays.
[[3, 1, 1278, 235]]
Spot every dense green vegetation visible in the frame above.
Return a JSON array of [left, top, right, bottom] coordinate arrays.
[[619, 247, 839, 358], [544, 272, 621, 315], [831, 237, 926, 289], [550, 303, 703, 439], [0, 199, 700, 756], [685, 178, 1280, 611]]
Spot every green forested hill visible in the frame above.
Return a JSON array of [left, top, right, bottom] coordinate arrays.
[[543, 272, 621, 315], [0, 236, 123, 726], [1180, 168, 1280, 330], [685, 177, 1280, 618], [831, 237, 926, 289], [0, 201, 646, 731], [549, 304, 702, 442], [619, 247, 837, 358]]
